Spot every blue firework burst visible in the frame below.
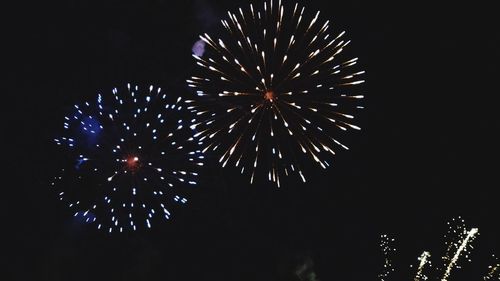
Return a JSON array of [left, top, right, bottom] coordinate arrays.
[[51, 84, 203, 232]]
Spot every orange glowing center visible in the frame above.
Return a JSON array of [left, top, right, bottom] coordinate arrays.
[[126, 156, 140, 171], [264, 90, 276, 102]]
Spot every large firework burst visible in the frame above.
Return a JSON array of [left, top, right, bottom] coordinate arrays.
[[379, 217, 499, 281], [186, 0, 365, 187], [51, 84, 203, 233]]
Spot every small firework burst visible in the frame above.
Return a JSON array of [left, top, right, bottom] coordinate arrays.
[[379, 217, 499, 281], [379, 234, 396, 281], [484, 254, 500, 281], [186, 0, 364, 186], [415, 251, 432, 281], [51, 84, 203, 233]]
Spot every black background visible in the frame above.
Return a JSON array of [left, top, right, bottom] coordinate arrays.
[[6, 0, 499, 280]]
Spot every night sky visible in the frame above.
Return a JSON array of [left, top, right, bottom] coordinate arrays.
[[7, 0, 499, 280]]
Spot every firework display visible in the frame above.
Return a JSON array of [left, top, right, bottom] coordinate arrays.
[[51, 84, 203, 232], [186, 0, 365, 186], [379, 234, 396, 281], [379, 217, 499, 281]]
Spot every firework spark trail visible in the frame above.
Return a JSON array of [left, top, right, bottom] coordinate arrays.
[[440, 217, 479, 280], [484, 255, 500, 280], [379, 217, 498, 281], [52, 84, 203, 232], [187, 0, 364, 186], [441, 227, 479, 281], [378, 234, 396, 281], [414, 251, 431, 281]]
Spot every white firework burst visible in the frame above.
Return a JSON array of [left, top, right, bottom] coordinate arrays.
[[186, 0, 365, 187]]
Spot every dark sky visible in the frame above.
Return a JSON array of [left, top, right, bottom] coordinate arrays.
[[7, 0, 499, 280]]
